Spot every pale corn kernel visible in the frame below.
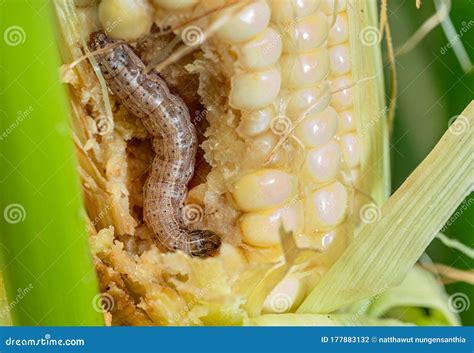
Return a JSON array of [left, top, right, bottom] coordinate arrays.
[[263, 276, 306, 313], [315, 228, 348, 266], [281, 12, 328, 53], [329, 44, 351, 76], [341, 167, 361, 186], [152, 0, 197, 9], [320, 0, 347, 15], [242, 132, 279, 167], [216, 0, 271, 43], [286, 83, 331, 118], [302, 140, 341, 183], [237, 107, 275, 137], [230, 67, 281, 110], [327, 13, 348, 46], [337, 109, 356, 133], [98, 0, 154, 40], [280, 49, 330, 88], [331, 74, 353, 110], [305, 181, 348, 229], [244, 245, 283, 264], [293, 107, 338, 147], [270, 0, 321, 24], [238, 28, 282, 70], [340, 132, 360, 168], [240, 201, 303, 247], [232, 169, 297, 212]]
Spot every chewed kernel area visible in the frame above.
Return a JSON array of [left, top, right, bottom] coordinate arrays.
[[96, 0, 359, 264]]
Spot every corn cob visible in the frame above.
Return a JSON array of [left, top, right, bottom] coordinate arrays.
[[56, 0, 388, 324]]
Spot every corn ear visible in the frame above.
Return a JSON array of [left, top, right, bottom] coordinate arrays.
[[298, 101, 474, 314]]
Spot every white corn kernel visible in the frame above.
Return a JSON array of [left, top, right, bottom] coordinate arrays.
[[216, 0, 271, 43], [232, 169, 297, 212], [305, 181, 348, 229], [240, 201, 303, 247], [329, 44, 351, 76], [337, 109, 356, 133], [152, 0, 197, 9], [331, 74, 353, 110], [230, 67, 281, 110], [237, 107, 275, 137], [328, 13, 348, 45], [286, 83, 331, 118], [302, 140, 341, 183], [99, 0, 154, 40], [271, 0, 321, 24], [238, 28, 282, 70], [340, 132, 360, 168], [281, 12, 328, 53], [242, 132, 279, 167], [281, 49, 330, 88], [320, 0, 347, 15], [294, 107, 338, 147], [263, 276, 305, 313]]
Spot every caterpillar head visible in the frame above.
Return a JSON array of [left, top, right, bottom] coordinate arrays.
[[188, 230, 222, 258]]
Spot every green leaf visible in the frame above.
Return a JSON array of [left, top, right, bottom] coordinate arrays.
[[298, 102, 474, 314], [0, 0, 103, 325]]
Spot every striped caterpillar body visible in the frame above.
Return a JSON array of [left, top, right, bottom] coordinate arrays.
[[89, 31, 221, 258]]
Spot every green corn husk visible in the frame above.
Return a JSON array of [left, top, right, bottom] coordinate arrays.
[[0, 0, 103, 325], [298, 102, 474, 314]]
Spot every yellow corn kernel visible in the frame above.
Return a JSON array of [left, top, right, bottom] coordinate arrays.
[[232, 169, 297, 212]]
